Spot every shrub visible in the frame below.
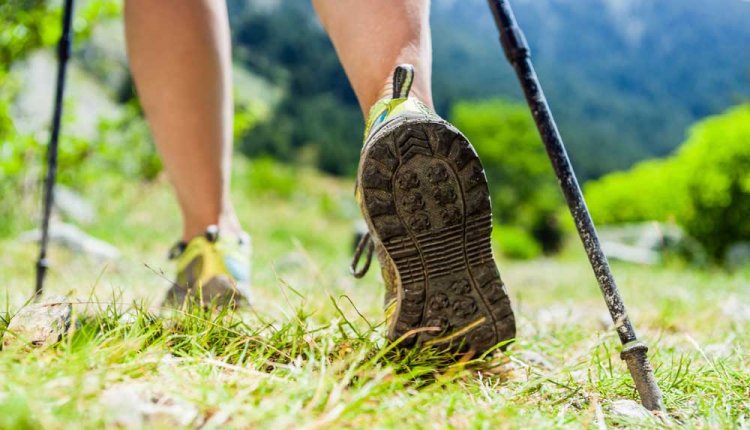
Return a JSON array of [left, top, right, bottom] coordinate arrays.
[[450, 99, 564, 256], [0, 0, 124, 237], [585, 159, 690, 225], [585, 105, 750, 262], [678, 105, 750, 260], [245, 157, 298, 199], [492, 224, 542, 260]]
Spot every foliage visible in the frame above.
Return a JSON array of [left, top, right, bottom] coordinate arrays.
[[585, 160, 690, 225], [244, 157, 298, 199], [492, 224, 542, 260], [0, 0, 120, 138], [678, 106, 750, 260], [1, 1, 60, 70], [243, 95, 362, 176], [233, 1, 362, 176], [67, 103, 162, 184], [585, 105, 750, 262], [451, 99, 563, 255], [0, 102, 161, 237], [0, 1, 157, 238], [1, 0, 59, 146], [233, 98, 262, 142]]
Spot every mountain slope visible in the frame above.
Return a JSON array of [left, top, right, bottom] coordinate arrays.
[[228, 0, 750, 179], [431, 0, 750, 177]]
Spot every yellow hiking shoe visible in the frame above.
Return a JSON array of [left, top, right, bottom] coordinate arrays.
[[352, 64, 516, 354], [163, 225, 251, 308]]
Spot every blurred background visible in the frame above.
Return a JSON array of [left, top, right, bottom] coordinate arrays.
[[1, 0, 749, 305]]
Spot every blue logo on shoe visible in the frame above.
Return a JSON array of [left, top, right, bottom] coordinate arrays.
[[224, 256, 250, 283]]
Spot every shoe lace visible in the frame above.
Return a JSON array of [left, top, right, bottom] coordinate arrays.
[[350, 232, 374, 278], [167, 225, 220, 260]]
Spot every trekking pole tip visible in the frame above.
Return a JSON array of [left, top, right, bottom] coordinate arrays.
[[620, 342, 666, 413]]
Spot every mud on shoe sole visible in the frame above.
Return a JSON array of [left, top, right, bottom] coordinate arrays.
[[360, 119, 516, 354]]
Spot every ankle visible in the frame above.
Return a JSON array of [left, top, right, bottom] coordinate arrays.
[[366, 72, 433, 116], [181, 213, 244, 242]]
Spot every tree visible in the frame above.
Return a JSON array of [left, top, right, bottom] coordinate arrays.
[[585, 105, 750, 262], [451, 99, 563, 254]]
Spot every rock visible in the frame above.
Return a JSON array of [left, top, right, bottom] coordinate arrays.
[[117, 310, 140, 325], [54, 185, 96, 225], [597, 311, 614, 330], [2, 296, 72, 349], [725, 242, 750, 270], [18, 222, 120, 261], [569, 369, 588, 384], [535, 304, 572, 328], [704, 341, 734, 358], [10, 50, 121, 140], [599, 222, 705, 265], [100, 383, 200, 429], [721, 297, 750, 323], [599, 222, 682, 250], [478, 356, 525, 383], [600, 240, 660, 265], [516, 350, 554, 370], [610, 399, 651, 421]]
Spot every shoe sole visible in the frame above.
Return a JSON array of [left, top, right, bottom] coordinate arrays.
[[360, 119, 516, 353]]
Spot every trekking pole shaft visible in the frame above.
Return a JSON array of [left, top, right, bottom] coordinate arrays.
[[35, 0, 75, 297], [487, 0, 665, 412]]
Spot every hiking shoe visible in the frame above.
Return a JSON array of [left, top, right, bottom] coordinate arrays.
[[352, 64, 516, 353], [163, 225, 252, 308]]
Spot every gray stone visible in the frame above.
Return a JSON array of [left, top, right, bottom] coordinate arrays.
[[610, 399, 651, 421], [19, 222, 120, 261], [2, 296, 72, 349], [725, 242, 750, 270], [599, 222, 685, 250], [516, 350, 554, 370], [599, 222, 705, 265], [10, 50, 121, 140], [721, 298, 750, 323], [100, 383, 201, 429], [117, 310, 140, 325], [601, 240, 660, 265], [54, 185, 96, 225], [704, 341, 734, 358]]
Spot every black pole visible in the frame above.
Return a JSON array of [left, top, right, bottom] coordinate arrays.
[[487, 0, 665, 412], [35, 0, 75, 298]]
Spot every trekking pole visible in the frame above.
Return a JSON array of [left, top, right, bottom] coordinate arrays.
[[35, 0, 76, 299], [486, 0, 665, 412]]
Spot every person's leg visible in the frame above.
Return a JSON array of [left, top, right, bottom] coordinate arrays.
[[316, 0, 516, 353], [124, 0, 241, 241], [312, 0, 433, 114]]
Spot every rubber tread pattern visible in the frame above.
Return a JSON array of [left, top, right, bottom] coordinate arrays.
[[360, 119, 516, 353]]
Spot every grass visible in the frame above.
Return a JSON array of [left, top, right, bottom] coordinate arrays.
[[1, 158, 748, 429]]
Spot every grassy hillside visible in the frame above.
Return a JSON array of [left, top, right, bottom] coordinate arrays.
[[1, 161, 748, 428]]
